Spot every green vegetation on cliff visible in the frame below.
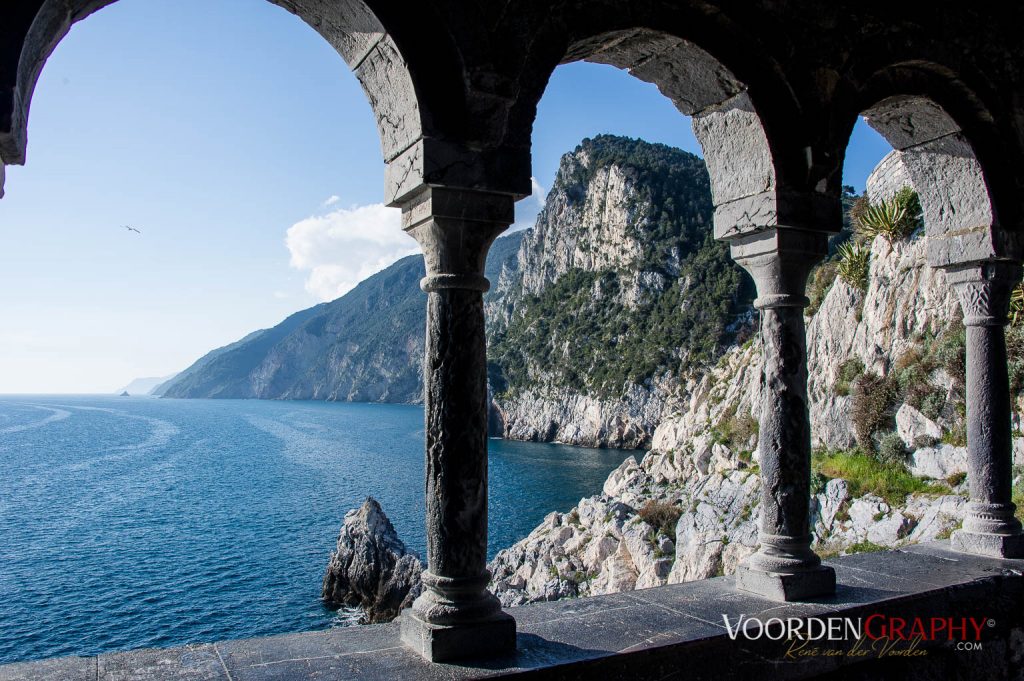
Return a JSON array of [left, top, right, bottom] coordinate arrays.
[[489, 136, 753, 399]]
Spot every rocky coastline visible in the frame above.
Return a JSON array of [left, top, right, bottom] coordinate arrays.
[[323, 201, 1024, 625]]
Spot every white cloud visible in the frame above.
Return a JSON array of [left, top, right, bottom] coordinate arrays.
[[322, 194, 341, 207], [509, 176, 547, 232], [287, 181, 546, 302], [285, 203, 417, 302]]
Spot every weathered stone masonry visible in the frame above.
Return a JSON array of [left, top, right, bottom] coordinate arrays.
[[400, 187, 518, 660], [4, 0, 1024, 664]]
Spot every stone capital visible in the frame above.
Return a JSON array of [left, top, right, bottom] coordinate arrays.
[[728, 228, 829, 308], [401, 186, 515, 292], [942, 260, 1023, 327]]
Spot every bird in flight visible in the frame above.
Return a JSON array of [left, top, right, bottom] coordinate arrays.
[[123, 225, 141, 234]]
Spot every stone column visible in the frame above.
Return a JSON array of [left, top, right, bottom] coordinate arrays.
[[730, 228, 837, 600], [944, 261, 1024, 558], [398, 186, 517, 662]]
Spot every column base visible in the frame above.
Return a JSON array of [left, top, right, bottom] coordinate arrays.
[[735, 563, 836, 601], [400, 608, 516, 662], [950, 529, 1024, 558]]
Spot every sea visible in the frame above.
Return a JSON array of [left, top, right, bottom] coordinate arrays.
[[0, 395, 630, 664]]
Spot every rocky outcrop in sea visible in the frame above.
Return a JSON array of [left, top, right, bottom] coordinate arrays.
[[321, 497, 423, 624]]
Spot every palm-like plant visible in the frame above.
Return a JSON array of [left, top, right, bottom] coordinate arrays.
[[854, 187, 922, 243], [837, 240, 871, 291], [1011, 282, 1024, 326]]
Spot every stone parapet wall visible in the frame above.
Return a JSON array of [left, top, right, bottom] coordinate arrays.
[[865, 150, 912, 203], [2, 542, 1020, 680]]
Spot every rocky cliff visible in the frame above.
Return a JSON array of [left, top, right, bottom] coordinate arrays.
[[485, 154, 1024, 605], [314, 151, 1024, 620], [486, 135, 752, 448]]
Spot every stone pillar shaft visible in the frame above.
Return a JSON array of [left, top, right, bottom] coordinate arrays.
[[758, 304, 813, 546], [946, 261, 1024, 558], [399, 187, 517, 661], [965, 324, 1013, 510], [423, 286, 490, 580], [730, 228, 836, 601]]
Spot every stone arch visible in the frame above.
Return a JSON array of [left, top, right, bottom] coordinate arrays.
[[537, 27, 833, 239], [0, 0, 451, 203], [857, 94, 1020, 267]]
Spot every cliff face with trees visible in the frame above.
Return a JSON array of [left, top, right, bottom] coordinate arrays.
[[485, 136, 753, 448], [303, 147, 1024, 623]]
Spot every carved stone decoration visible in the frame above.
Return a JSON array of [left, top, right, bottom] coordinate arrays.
[[398, 186, 517, 661], [729, 228, 837, 600], [944, 261, 1024, 558]]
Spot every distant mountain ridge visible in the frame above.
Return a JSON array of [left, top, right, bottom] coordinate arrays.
[[117, 374, 178, 396], [158, 231, 524, 402]]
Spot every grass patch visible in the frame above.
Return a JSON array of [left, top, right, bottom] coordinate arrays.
[[942, 420, 967, 447], [844, 540, 887, 555], [712, 403, 759, 452], [813, 448, 944, 506], [819, 539, 888, 560], [1014, 478, 1024, 525], [806, 262, 838, 316], [833, 358, 864, 397], [936, 522, 960, 541]]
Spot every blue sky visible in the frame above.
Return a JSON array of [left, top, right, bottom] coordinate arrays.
[[0, 0, 892, 393]]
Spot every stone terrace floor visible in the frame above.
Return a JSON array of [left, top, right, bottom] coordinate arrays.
[[2, 542, 1022, 680]]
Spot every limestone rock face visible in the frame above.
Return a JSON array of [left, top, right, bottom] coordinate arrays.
[[896, 404, 942, 448], [496, 383, 669, 449], [805, 236, 960, 451], [322, 497, 423, 624], [517, 159, 646, 296], [486, 136, 744, 449], [489, 434, 967, 607], [489, 209, 976, 608], [908, 444, 969, 480]]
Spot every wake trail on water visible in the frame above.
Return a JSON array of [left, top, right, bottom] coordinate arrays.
[[0, 405, 71, 434], [244, 415, 341, 468], [42, 404, 181, 469], [3, 405, 185, 551]]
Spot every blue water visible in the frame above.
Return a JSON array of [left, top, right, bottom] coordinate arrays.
[[0, 396, 629, 664]]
